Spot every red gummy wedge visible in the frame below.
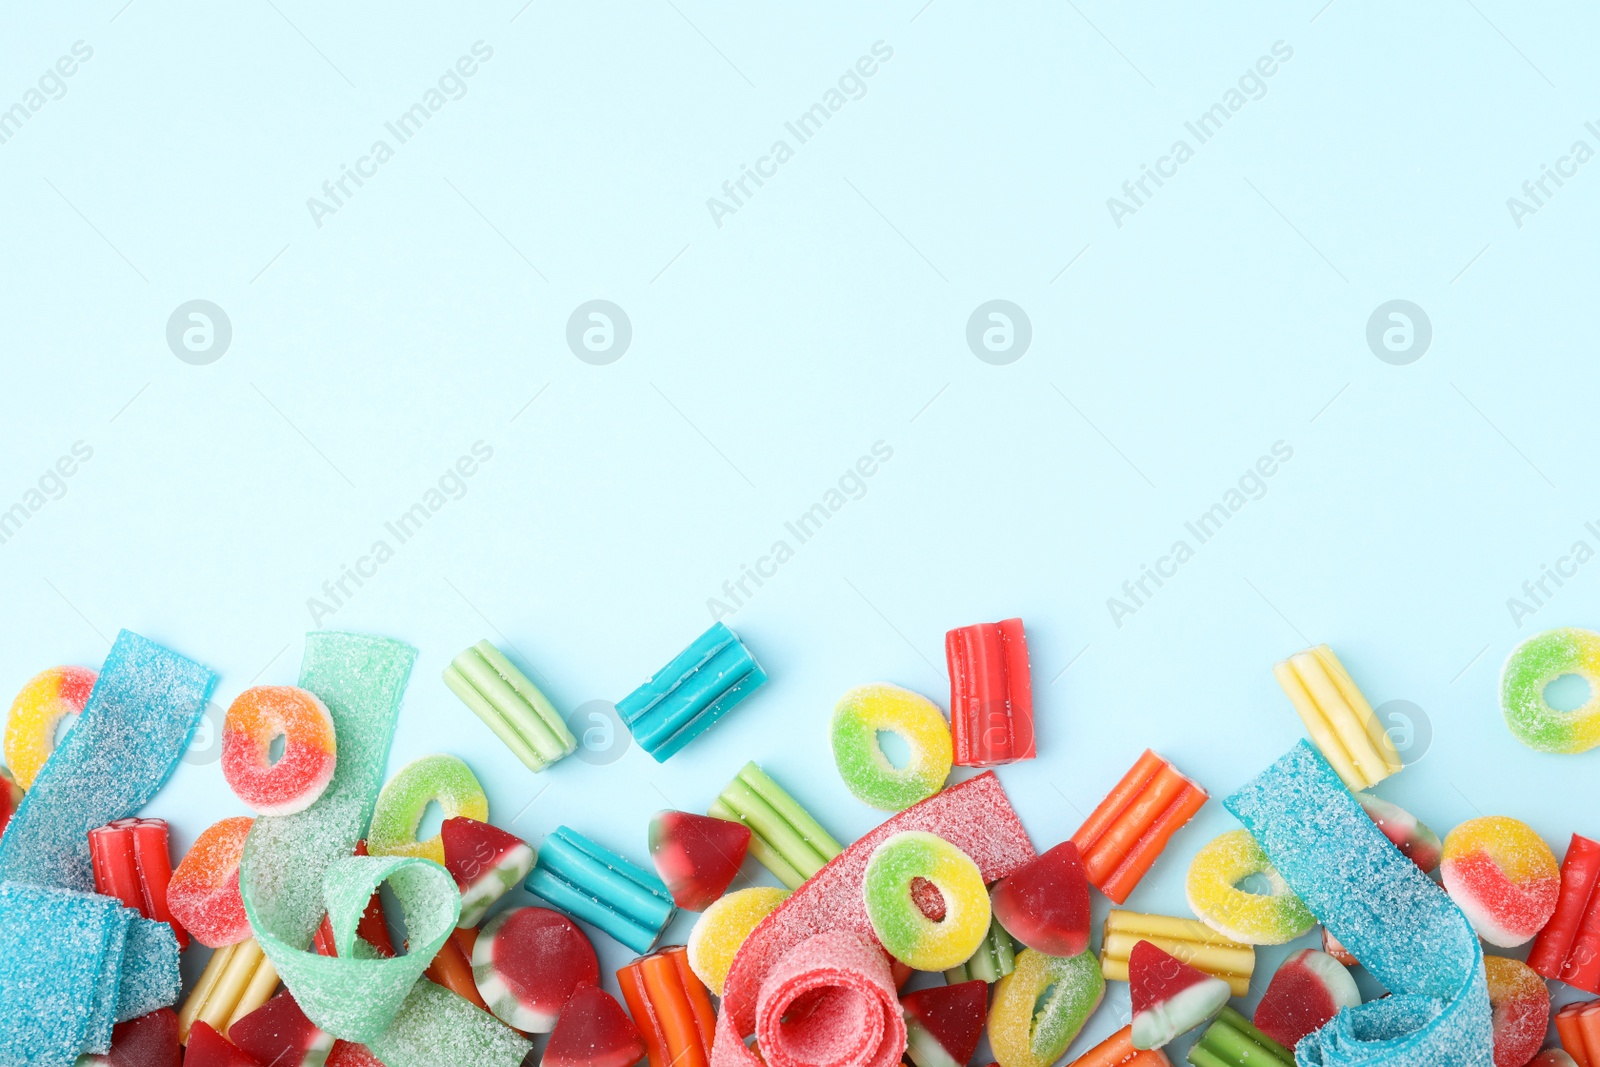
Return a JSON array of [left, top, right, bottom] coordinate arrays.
[[183, 1023, 264, 1067], [80, 1008, 181, 1067], [473, 906, 600, 1033], [1129, 940, 1231, 1050], [542, 985, 646, 1067], [228, 991, 332, 1067], [902, 980, 989, 1067], [325, 1042, 386, 1067], [714, 772, 1035, 1067], [648, 810, 751, 912], [1253, 949, 1360, 1051], [441, 816, 536, 927], [990, 841, 1091, 957]]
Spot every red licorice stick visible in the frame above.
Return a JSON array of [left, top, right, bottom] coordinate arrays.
[[89, 818, 188, 949], [129, 819, 184, 947], [1530, 835, 1600, 990], [90, 822, 145, 909], [946, 618, 1036, 767]]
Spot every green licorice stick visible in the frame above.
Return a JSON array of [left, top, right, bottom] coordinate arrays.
[[1189, 1007, 1294, 1067], [444, 665, 546, 771], [709, 763, 841, 888], [945, 915, 1016, 983], [463, 643, 573, 758], [444, 643, 574, 768], [709, 794, 807, 889], [737, 764, 843, 859]]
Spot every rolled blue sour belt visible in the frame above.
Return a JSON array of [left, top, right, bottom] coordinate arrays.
[[0, 631, 209, 1065], [1225, 741, 1493, 1067], [526, 826, 676, 953], [617, 622, 767, 761]]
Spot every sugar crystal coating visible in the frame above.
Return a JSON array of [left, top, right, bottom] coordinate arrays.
[[830, 684, 952, 811], [0, 631, 215, 893], [688, 886, 789, 996], [1225, 741, 1494, 1067], [861, 831, 990, 972], [987, 948, 1104, 1067], [1500, 628, 1600, 754], [718, 772, 1035, 1040], [168, 817, 255, 948], [366, 754, 487, 865]]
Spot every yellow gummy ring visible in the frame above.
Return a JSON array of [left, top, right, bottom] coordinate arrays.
[[1185, 828, 1315, 945], [862, 830, 990, 971], [831, 684, 952, 811], [5, 666, 97, 789]]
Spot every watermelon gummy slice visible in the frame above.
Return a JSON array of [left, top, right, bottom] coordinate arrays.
[[902, 980, 988, 1067], [1253, 949, 1360, 1051], [440, 817, 535, 928], [648, 810, 750, 912], [1129, 939, 1231, 1050], [228, 991, 333, 1067]]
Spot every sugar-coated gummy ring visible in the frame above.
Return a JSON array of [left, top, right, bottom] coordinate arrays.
[[688, 885, 789, 997], [367, 753, 488, 864], [987, 948, 1105, 1067], [4, 665, 96, 790], [1483, 955, 1550, 1067], [862, 830, 990, 972], [1441, 815, 1559, 948], [831, 684, 953, 812], [167, 815, 256, 948], [1500, 627, 1600, 754], [1185, 829, 1315, 945], [221, 686, 337, 816]]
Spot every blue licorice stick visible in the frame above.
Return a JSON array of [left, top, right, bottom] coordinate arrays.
[[525, 826, 675, 953], [617, 622, 767, 761], [1226, 742, 1493, 1067], [0, 630, 215, 892]]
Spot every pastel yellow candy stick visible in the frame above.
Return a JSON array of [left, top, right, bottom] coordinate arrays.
[[179, 938, 279, 1041], [1099, 909, 1255, 996], [1274, 645, 1401, 790]]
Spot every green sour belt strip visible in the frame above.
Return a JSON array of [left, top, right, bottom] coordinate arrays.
[[239, 631, 529, 1065], [708, 762, 842, 889], [443, 642, 575, 771], [1188, 1007, 1293, 1067], [944, 915, 1016, 984]]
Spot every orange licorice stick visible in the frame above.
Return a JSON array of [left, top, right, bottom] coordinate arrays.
[[1557, 1002, 1592, 1067], [1066, 1025, 1171, 1067], [618, 946, 718, 1067], [1072, 753, 1207, 903], [1584, 1003, 1600, 1067], [1072, 752, 1165, 859], [424, 930, 488, 1011], [1100, 782, 1208, 904]]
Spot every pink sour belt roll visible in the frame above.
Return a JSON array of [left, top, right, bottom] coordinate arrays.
[[754, 931, 906, 1067]]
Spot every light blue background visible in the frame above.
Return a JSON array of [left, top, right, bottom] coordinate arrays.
[[3, 0, 1599, 1060]]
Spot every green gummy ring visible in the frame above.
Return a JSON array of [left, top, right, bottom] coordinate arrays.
[[367, 753, 488, 864], [1500, 627, 1600, 755], [830, 684, 952, 812], [862, 830, 990, 972]]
